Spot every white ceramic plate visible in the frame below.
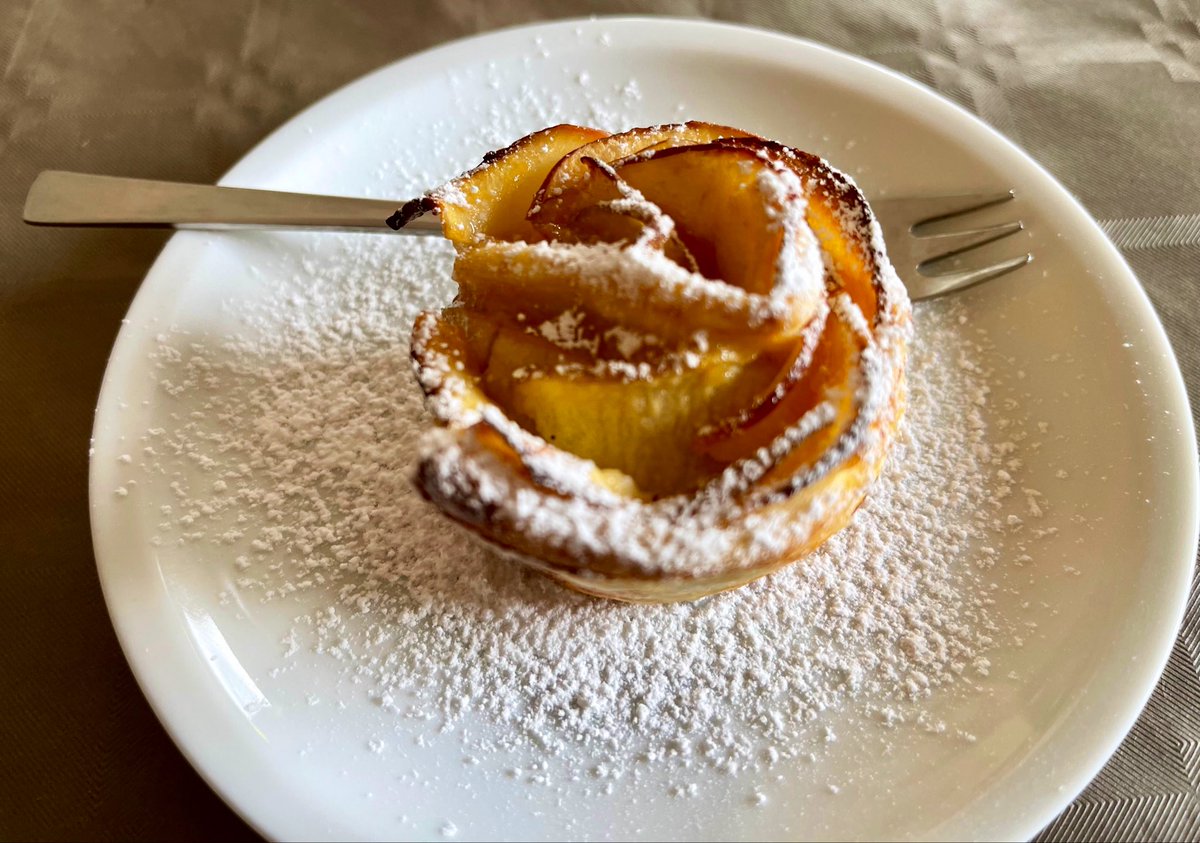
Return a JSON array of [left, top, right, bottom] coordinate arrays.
[[90, 18, 1197, 842]]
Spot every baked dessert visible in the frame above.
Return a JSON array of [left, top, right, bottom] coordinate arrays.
[[404, 122, 911, 602]]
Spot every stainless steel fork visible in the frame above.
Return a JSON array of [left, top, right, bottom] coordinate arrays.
[[23, 171, 1031, 302], [871, 191, 1030, 300]]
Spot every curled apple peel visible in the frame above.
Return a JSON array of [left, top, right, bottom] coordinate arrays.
[[408, 122, 911, 602]]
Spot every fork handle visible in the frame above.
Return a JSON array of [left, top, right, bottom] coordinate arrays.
[[22, 170, 443, 235]]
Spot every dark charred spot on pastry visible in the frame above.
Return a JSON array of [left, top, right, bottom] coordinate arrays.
[[387, 195, 438, 230]]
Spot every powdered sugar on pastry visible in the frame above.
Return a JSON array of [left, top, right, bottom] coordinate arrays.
[[412, 126, 910, 593], [134, 231, 1042, 788]]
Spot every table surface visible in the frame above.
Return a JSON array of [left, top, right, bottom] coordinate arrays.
[[2, 1, 1198, 840]]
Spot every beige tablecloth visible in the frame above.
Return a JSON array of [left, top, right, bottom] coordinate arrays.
[[2, 1, 1197, 840]]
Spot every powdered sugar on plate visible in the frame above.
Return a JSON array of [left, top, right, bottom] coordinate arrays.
[[131, 221, 1052, 799], [86, 27, 1180, 841], [116, 60, 1059, 828]]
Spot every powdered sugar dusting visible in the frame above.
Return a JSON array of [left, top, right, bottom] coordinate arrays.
[[81, 32, 1136, 838], [755, 156, 825, 314], [130, 222, 1054, 802]]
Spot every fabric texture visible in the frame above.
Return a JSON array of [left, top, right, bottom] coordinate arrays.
[[0, 1, 1196, 840]]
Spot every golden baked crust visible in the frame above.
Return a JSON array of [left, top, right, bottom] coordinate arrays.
[[408, 122, 911, 602]]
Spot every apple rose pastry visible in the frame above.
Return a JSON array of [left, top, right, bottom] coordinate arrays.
[[406, 122, 911, 602]]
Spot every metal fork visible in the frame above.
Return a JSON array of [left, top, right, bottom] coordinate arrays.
[[23, 171, 1030, 302], [871, 191, 1031, 299]]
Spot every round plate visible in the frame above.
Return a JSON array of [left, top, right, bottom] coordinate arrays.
[[90, 17, 1197, 842]]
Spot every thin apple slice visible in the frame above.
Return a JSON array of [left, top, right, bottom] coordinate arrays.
[[435, 305, 500, 371], [540, 156, 655, 245], [709, 136, 885, 325], [561, 204, 701, 272], [409, 310, 492, 424], [542, 156, 702, 272], [479, 319, 596, 426], [694, 303, 828, 455], [453, 239, 813, 347], [530, 121, 752, 229], [455, 141, 826, 347], [422, 302, 782, 497], [698, 302, 861, 467], [504, 347, 778, 497], [434, 124, 608, 246], [613, 142, 816, 296]]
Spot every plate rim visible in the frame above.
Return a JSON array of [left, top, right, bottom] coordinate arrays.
[[88, 15, 1200, 842]]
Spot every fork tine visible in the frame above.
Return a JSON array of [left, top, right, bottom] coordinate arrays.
[[910, 220, 1024, 265], [913, 252, 1032, 299], [901, 190, 1016, 227]]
